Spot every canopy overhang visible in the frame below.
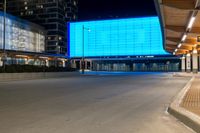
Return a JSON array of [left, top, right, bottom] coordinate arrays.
[[154, 0, 200, 55]]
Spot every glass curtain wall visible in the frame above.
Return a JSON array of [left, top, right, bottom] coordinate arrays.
[[0, 12, 45, 53]]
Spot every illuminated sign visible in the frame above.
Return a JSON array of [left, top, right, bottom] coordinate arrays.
[[69, 17, 169, 57]]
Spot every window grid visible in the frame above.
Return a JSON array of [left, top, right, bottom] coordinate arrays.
[[69, 17, 169, 57]]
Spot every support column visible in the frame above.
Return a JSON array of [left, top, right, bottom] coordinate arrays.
[[186, 53, 191, 73], [0, 57, 3, 67], [25, 58, 29, 65], [181, 56, 186, 72], [133, 63, 136, 71], [62, 60, 66, 68], [199, 55, 200, 71], [85, 61, 87, 70], [97, 64, 100, 71], [80, 60, 82, 69], [71, 60, 77, 69], [91, 61, 95, 70], [89, 60, 92, 70], [46, 60, 49, 67], [192, 50, 198, 73], [113, 64, 117, 71]]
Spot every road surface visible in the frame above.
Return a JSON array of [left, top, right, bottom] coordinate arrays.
[[0, 73, 194, 133]]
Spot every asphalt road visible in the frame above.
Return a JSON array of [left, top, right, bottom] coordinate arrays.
[[0, 73, 194, 133]]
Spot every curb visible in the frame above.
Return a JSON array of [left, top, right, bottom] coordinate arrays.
[[168, 76, 200, 132]]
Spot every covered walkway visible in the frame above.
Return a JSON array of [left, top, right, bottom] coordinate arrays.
[[155, 0, 200, 73]]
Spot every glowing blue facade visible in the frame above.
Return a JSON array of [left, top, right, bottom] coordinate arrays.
[[69, 17, 169, 58]]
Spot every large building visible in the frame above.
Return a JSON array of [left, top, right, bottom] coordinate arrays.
[[0, 11, 68, 68], [0, 0, 78, 55], [69, 17, 180, 72], [0, 11, 45, 66], [69, 17, 168, 57]]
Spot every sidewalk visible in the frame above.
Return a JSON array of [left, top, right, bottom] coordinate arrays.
[[181, 77, 200, 116], [168, 74, 200, 132], [0, 72, 80, 82]]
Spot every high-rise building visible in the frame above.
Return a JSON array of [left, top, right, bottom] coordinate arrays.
[[0, 0, 78, 55]]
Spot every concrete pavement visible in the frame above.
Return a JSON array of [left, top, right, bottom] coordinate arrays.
[[0, 73, 194, 133]]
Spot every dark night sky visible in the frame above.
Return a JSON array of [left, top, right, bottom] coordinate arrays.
[[78, 0, 157, 21]]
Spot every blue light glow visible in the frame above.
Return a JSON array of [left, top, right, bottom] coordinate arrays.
[[69, 17, 169, 57]]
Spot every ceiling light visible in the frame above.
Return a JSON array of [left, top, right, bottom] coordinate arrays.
[[178, 43, 182, 48], [188, 16, 196, 29], [182, 34, 187, 41], [16, 55, 28, 58]]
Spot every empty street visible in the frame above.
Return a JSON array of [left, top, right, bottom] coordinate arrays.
[[0, 73, 194, 133]]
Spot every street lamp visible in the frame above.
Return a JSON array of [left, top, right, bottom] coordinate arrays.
[[2, 0, 6, 72], [81, 25, 90, 74]]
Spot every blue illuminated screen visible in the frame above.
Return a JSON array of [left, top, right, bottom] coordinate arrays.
[[69, 17, 169, 57]]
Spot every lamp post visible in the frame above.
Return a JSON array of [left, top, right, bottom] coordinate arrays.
[[2, 0, 6, 72], [82, 25, 90, 74]]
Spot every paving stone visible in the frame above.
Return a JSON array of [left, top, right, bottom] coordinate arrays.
[[181, 78, 200, 116]]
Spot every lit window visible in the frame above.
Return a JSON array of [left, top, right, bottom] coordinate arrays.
[[25, 6, 28, 10], [28, 11, 33, 15]]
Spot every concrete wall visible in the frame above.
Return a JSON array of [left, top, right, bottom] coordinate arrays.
[[0, 72, 80, 82]]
